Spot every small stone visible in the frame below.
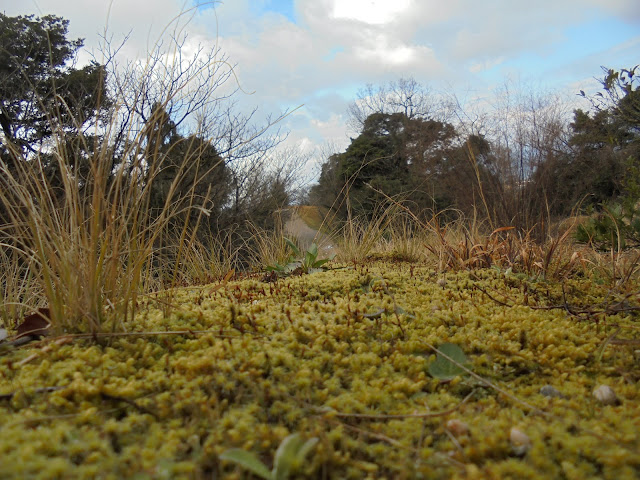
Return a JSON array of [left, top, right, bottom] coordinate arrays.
[[446, 419, 469, 436], [540, 385, 565, 398], [509, 427, 531, 456], [593, 385, 619, 405]]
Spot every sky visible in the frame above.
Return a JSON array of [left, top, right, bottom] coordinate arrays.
[[2, 0, 639, 176]]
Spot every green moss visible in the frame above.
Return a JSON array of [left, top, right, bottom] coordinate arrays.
[[0, 263, 638, 478]]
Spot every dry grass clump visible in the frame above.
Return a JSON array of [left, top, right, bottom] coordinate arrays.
[[378, 212, 429, 263], [331, 203, 397, 264], [245, 220, 295, 272], [0, 105, 216, 335]]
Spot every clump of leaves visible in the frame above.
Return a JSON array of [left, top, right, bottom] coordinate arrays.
[[220, 433, 318, 480], [428, 343, 470, 381], [265, 238, 334, 276]]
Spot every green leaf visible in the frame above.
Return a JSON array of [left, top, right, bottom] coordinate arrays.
[[304, 251, 315, 270], [284, 238, 301, 258], [307, 243, 319, 260], [312, 258, 332, 269], [428, 343, 469, 381], [219, 449, 272, 480], [297, 437, 319, 464], [273, 433, 317, 480]]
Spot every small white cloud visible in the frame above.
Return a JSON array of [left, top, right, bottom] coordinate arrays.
[[469, 56, 506, 73], [355, 40, 417, 65]]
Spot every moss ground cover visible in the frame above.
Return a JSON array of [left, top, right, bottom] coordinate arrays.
[[0, 262, 638, 479]]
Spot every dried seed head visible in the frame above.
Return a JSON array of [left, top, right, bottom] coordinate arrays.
[[593, 385, 619, 405]]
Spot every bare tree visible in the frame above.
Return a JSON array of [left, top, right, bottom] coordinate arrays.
[[96, 24, 297, 230], [347, 77, 447, 133], [449, 79, 573, 232]]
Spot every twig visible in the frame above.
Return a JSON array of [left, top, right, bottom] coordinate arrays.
[[323, 417, 466, 470], [65, 329, 265, 339], [597, 327, 622, 363], [608, 337, 640, 345], [361, 308, 386, 319], [6, 329, 267, 350], [100, 392, 158, 418], [316, 391, 474, 420], [473, 283, 513, 307], [16, 336, 73, 366], [0, 386, 65, 401]]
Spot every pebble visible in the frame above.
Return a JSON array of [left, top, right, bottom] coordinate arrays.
[[509, 427, 531, 456], [446, 419, 469, 436], [539, 385, 565, 398], [592, 385, 619, 405]]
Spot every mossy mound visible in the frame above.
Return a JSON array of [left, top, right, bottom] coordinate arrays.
[[0, 263, 638, 479]]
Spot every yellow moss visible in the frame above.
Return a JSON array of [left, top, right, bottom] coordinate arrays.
[[0, 263, 638, 478]]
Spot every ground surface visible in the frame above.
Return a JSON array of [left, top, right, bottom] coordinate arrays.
[[284, 206, 335, 255], [0, 262, 638, 479]]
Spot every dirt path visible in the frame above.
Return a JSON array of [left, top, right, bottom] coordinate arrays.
[[284, 209, 336, 256]]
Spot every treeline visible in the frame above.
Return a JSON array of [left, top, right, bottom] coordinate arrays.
[[0, 13, 301, 248], [1, 12, 638, 254], [309, 74, 640, 237]]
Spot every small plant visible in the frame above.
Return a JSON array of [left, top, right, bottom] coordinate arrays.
[[220, 433, 318, 480], [576, 203, 640, 251], [265, 238, 334, 276], [428, 343, 470, 381]]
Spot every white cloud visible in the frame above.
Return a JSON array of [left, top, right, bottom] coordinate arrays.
[[469, 57, 507, 74], [331, 0, 413, 25], [349, 32, 422, 65], [3, 0, 640, 176]]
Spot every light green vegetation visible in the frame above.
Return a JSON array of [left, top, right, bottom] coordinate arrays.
[[220, 433, 318, 479], [0, 262, 638, 479], [265, 239, 335, 277]]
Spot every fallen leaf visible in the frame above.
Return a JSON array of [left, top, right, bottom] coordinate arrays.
[[16, 308, 51, 338]]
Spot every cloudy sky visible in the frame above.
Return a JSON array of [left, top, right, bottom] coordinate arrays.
[[3, 0, 640, 170]]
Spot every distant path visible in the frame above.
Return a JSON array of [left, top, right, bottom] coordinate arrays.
[[283, 209, 335, 256]]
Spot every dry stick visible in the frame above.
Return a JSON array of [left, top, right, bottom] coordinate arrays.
[[472, 271, 640, 318], [321, 390, 474, 420], [100, 392, 158, 418], [0, 386, 64, 401], [597, 327, 622, 363], [473, 283, 514, 308], [12, 329, 266, 348], [323, 417, 467, 470], [16, 336, 73, 366], [608, 337, 640, 345], [9, 330, 267, 366], [0, 390, 161, 430]]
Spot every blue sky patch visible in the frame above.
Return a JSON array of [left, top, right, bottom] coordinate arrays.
[[254, 0, 296, 23]]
